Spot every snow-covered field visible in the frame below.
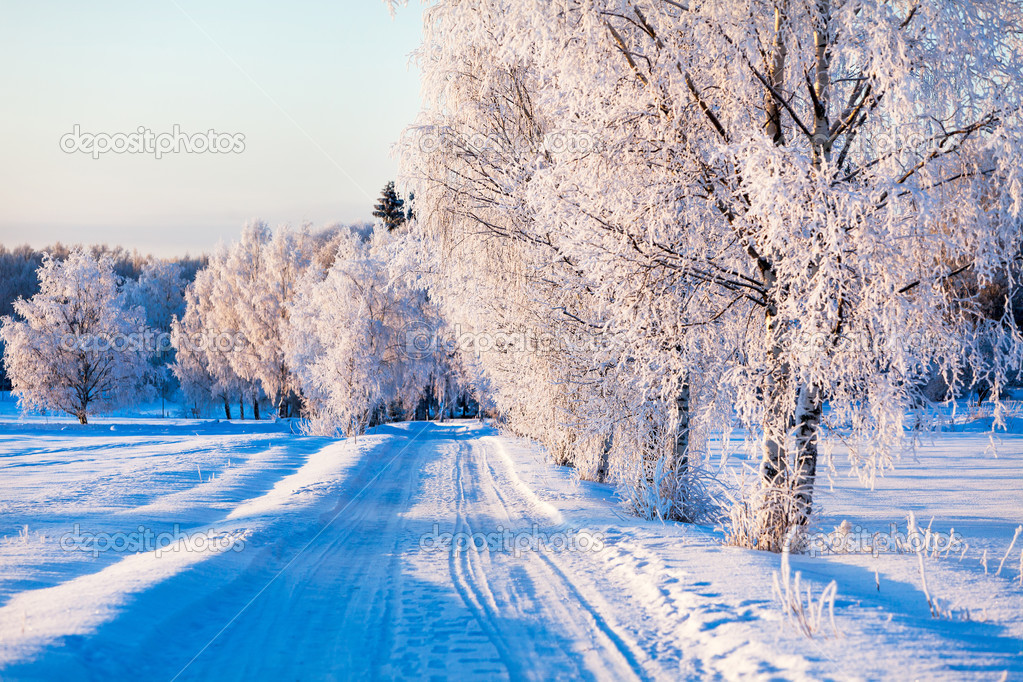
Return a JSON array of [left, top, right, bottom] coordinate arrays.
[[0, 394, 1021, 680]]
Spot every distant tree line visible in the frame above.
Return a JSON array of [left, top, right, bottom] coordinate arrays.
[[0, 203, 470, 429]]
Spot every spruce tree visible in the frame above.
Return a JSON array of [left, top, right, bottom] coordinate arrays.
[[372, 181, 406, 231]]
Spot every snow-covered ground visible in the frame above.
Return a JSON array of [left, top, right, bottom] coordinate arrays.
[[0, 394, 1021, 680]]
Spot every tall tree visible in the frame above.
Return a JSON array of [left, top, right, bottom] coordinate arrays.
[[286, 224, 440, 436], [399, 0, 1023, 544], [174, 222, 312, 419], [170, 271, 253, 420]]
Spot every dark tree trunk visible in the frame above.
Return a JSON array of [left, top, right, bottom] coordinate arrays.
[[673, 381, 691, 475], [595, 433, 612, 484], [757, 273, 825, 546]]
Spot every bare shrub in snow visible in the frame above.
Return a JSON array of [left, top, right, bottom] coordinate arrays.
[[772, 530, 840, 638]]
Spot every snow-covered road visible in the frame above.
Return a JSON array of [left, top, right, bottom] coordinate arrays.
[[1, 414, 1022, 680], [0, 421, 662, 680], [162, 423, 649, 681]]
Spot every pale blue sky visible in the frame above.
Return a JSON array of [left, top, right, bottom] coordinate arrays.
[[0, 1, 423, 256]]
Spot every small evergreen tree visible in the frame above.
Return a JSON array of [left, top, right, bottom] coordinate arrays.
[[372, 181, 406, 231]]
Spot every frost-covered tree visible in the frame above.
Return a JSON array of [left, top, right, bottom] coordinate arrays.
[[170, 279, 253, 420], [176, 222, 313, 418], [394, 0, 713, 520], [399, 0, 1023, 545], [124, 259, 186, 333], [286, 225, 438, 436], [0, 250, 153, 423], [225, 222, 313, 416]]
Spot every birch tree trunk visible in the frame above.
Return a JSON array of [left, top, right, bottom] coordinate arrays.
[[673, 380, 691, 475], [596, 432, 611, 484], [764, 6, 788, 145], [757, 0, 831, 546], [759, 311, 824, 542]]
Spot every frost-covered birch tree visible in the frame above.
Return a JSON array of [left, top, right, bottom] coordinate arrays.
[[170, 275, 252, 420], [287, 225, 439, 436], [0, 250, 153, 423], [124, 259, 186, 333], [220, 222, 313, 417], [398, 0, 1023, 545], [176, 222, 313, 419]]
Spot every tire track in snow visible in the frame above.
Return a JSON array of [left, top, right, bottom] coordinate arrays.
[[447, 435, 649, 681], [478, 438, 654, 680], [448, 442, 521, 679]]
